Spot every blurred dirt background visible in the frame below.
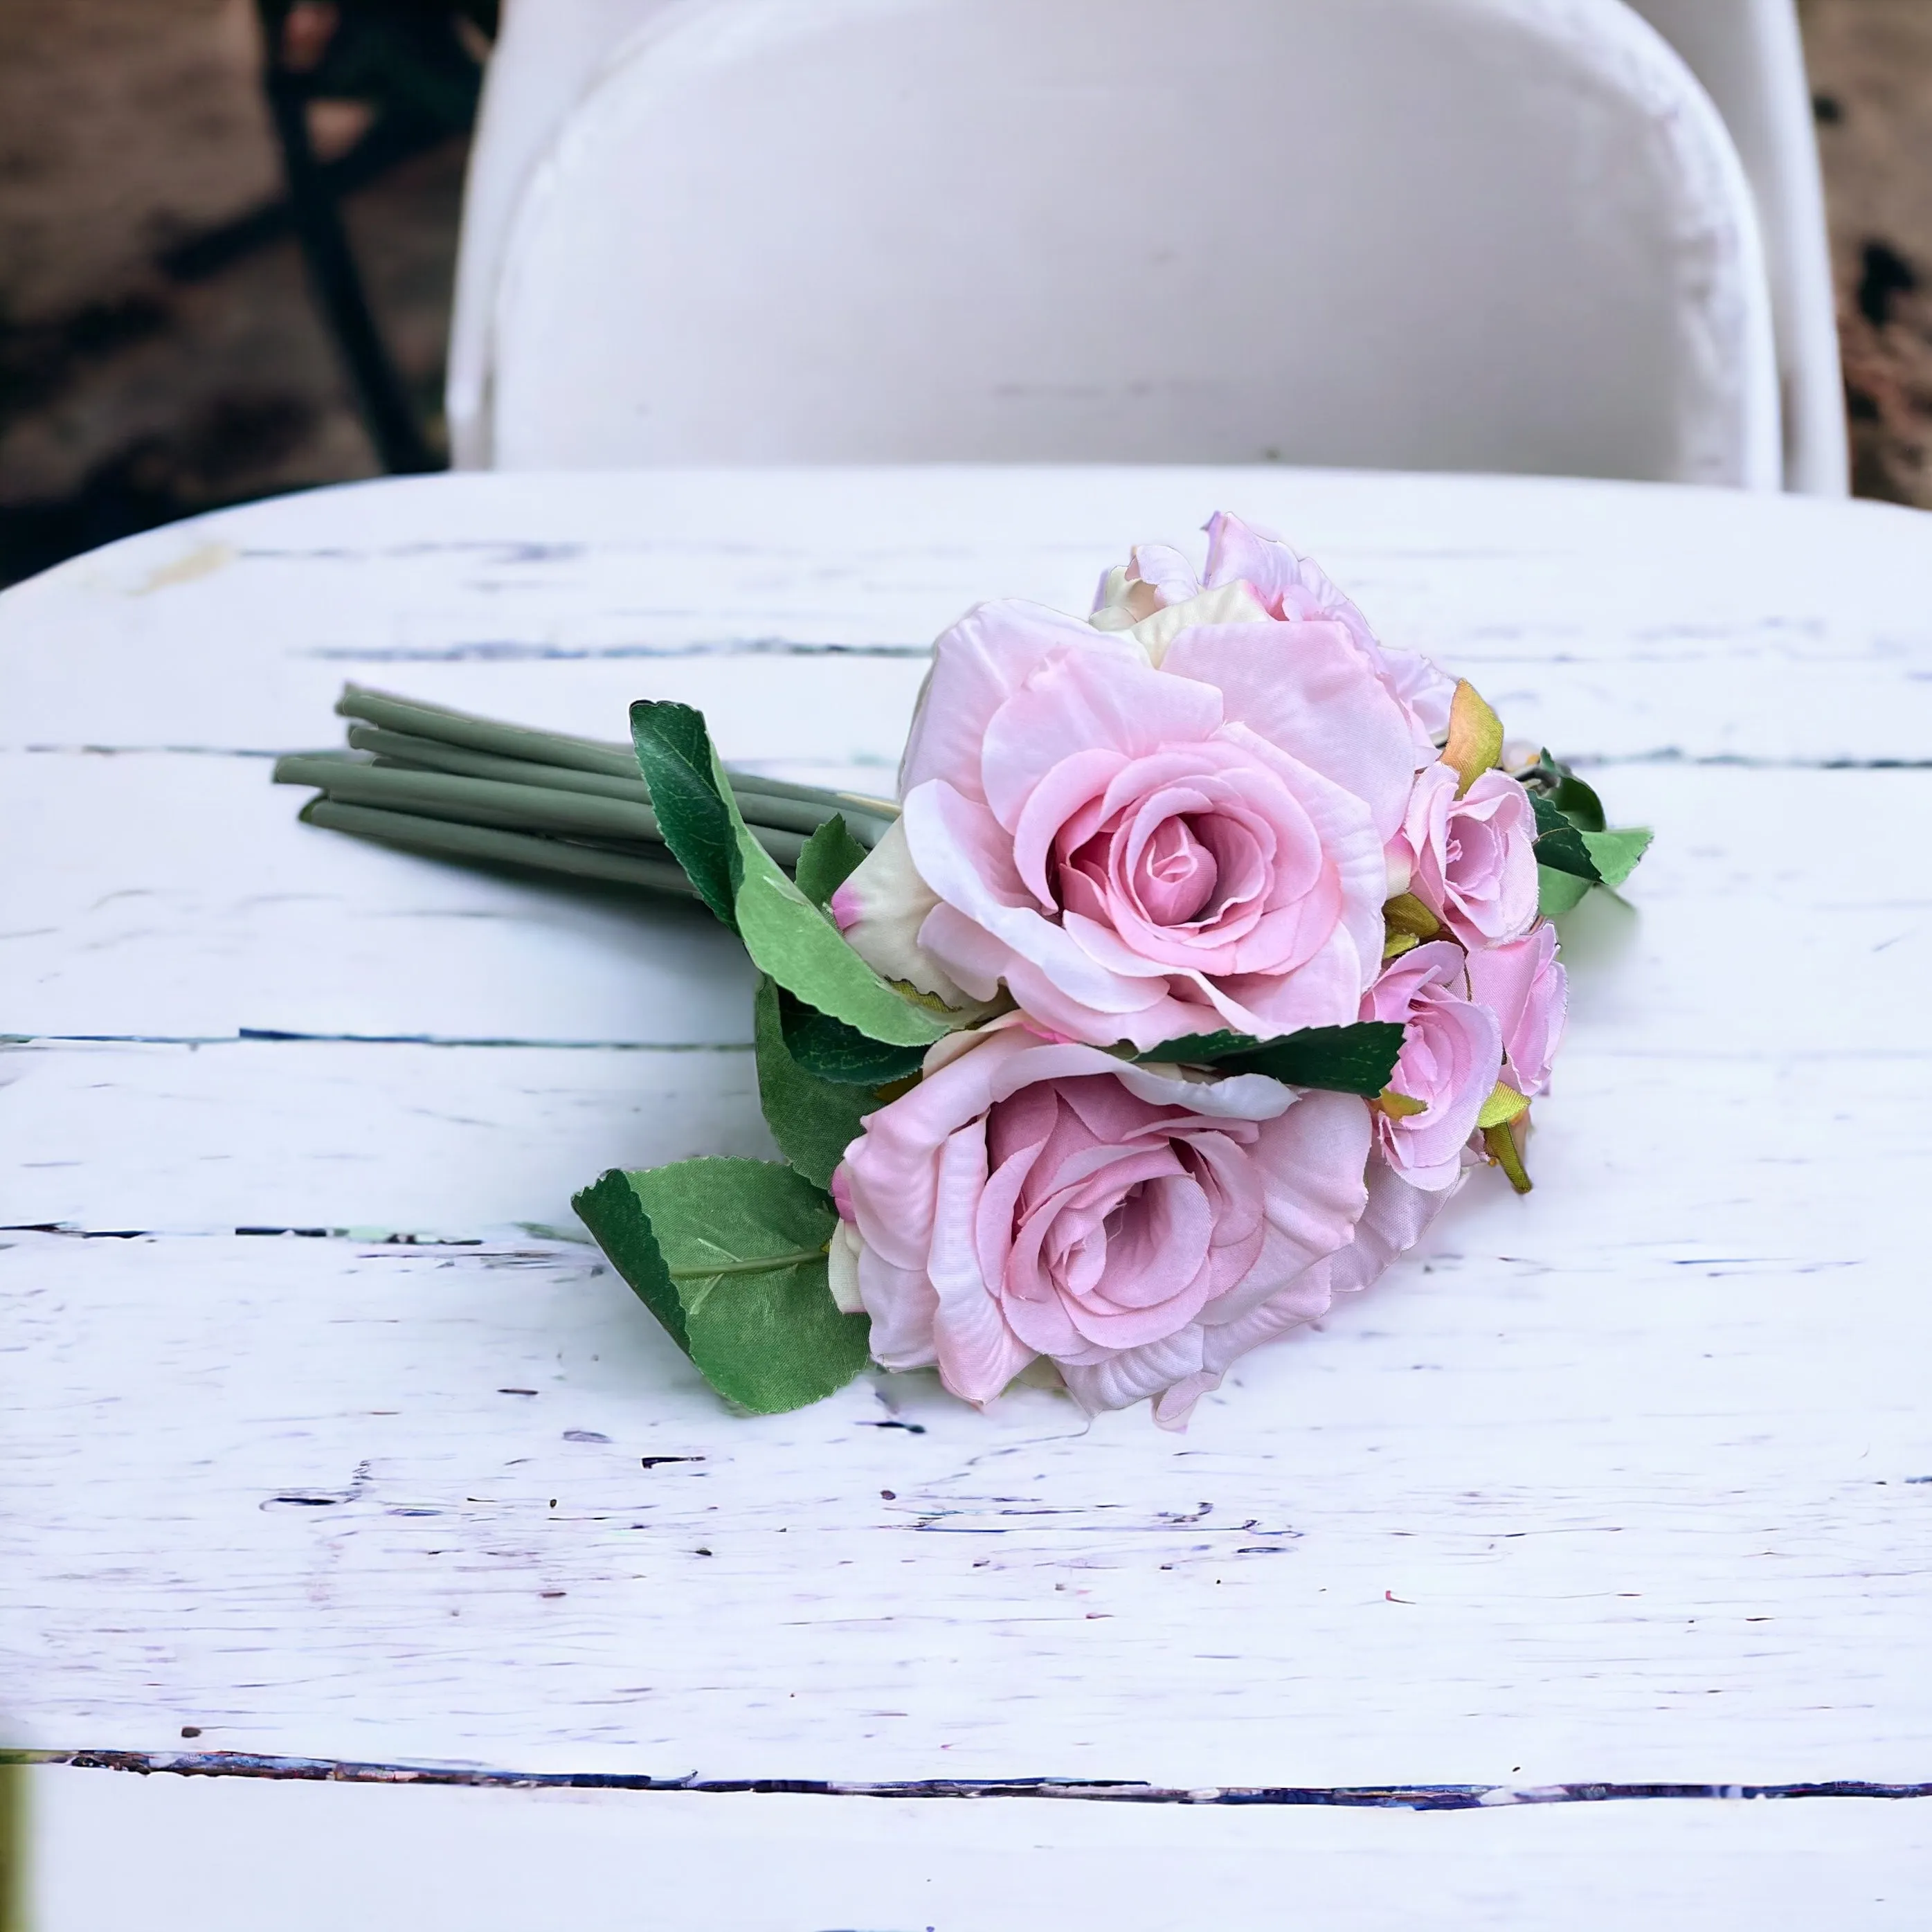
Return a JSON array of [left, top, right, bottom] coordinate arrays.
[[1807, 0, 1932, 505], [0, 0, 1928, 585], [0, 0, 470, 582]]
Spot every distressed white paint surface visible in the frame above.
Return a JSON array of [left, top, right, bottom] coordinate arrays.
[[6, 1184, 1931, 1785], [24, 1767, 1932, 1932], [3, 470, 1930, 1910], [4, 468, 1930, 761]]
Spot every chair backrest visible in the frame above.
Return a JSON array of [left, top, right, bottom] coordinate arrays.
[[1623, 0, 1846, 492], [453, 0, 1782, 487]]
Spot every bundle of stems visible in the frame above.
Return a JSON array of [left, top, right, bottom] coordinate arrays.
[[273, 685, 899, 899]]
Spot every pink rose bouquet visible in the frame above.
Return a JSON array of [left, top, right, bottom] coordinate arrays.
[[281, 514, 1648, 1426]]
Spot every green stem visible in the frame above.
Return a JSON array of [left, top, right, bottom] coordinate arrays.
[[715, 782, 879, 840], [299, 799, 698, 895], [336, 684, 638, 779], [334, 685, 895, 844], [277, 755, 809, 869], [280, 752, 663, 840], [347, 724, 656, 803], [725, 770, 899, 834]]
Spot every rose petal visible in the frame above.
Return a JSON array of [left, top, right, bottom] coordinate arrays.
[[1467, 921, 1568, 1099], [831, 816, 980, 1008], [1162, 620, 1423, 841], [1123, 580, 1272, 663], [980, 647, 1224, 831], [900, 599, 1134, 802], [928, 1118, 1038, 1403]]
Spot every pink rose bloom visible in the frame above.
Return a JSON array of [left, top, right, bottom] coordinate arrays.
[[1466, 922, 1567, 1099], [1399, 762, 1538, 949], [833, 556, 1427, 1049], [828, 1018, 1374, 1428], [1328, 1154, 1456, 1297], [1094, 511, 1454, 746], [1362, 940, 1502, 1191], [1158, 1151, 1456, 1416]]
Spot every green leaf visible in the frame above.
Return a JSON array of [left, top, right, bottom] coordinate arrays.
[[1533, 823, 1602, 881], [572, 1167, 690, 1351], [1537, 865, 1594, 917], [1142, 1022, 1406, 1094], [1528, 792, 1569, 840], [573, 1158, 869, 1414], [780, 988, 929, 1085], [636, 700, 950, 1050], [629, 702, 739, 926], [753, 976, 881, 1187], [793, 814, 869, 910], [1135, 1029, 1263, 1064], [1580, 826, 1652, 890], [728, 797, 950, 1050], [1533, 750, 1607, 833], [1227, 1021, 1406, 1096]]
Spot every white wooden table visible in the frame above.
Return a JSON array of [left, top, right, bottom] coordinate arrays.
[[4, 467, 1931, 1928]]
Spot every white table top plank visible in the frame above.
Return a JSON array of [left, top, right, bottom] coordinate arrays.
[[7, 469, 1931, 763], [4, 1038, 770, 1235], [26, 1767, 1932, 1932]]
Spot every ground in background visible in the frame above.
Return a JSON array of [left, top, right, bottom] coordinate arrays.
[[0, 0, 1928, 587]]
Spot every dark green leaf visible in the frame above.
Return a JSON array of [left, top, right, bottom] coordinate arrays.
[[574, 1166, 689, 1352], [779, 987, 929, 1085], [1141, 1022, 1405, 1094], [1225, 1021, 1406, 1096], [753, 977, 881, 1188], [629, 701, 739, 926], [1533, 823, 1603, 881], [1537, 865, 1594, 917], [1533, 749, 1607, 833], [1580, 826, 1652, 890], [1529, 792, 1570, 840], [572, 1158, 869, 1414], [1137, 1029, 1267, 1065], [793, 814, 869, 910]]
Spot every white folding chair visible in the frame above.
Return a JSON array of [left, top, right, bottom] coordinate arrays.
[[1623, 0, 1846, 491], [447, 0, 1787, 489]]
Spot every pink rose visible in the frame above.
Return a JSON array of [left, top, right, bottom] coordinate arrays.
[[1327, 1155, 1456, 1298], [1094, 511, 1454, 745], [1399, 762, 1538, 949], [1362, 940, 1502, 1191], [1466, 922, 1567, 1099], [1152, 1153, 1457, 1418], [838, 573, 1425, 1049], [830, 1018, 1373, 1428]]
